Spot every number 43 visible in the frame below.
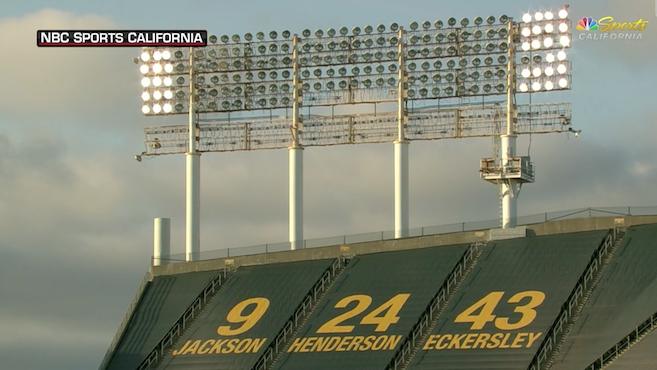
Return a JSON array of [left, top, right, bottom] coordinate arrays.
[[454, 291, 545, 330]]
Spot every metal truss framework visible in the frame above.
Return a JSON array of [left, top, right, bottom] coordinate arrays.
[[142, 102, 572, 155]]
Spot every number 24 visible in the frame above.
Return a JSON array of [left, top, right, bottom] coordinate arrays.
[[317, 294, 410, 334]]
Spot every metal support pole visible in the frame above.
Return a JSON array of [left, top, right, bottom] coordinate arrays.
[[153, 218, 171, 266], [394, 27, 409, 239], [394, 142, 409, 238], [501, 19, 518, 229], [289, 148, 303, 250], [186, 47, 201, 261], [289, 35, 304, 250]]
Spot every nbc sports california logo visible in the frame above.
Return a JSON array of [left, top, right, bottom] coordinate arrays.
[[576, 17, 599, 31], [576, 16, 648, 40]]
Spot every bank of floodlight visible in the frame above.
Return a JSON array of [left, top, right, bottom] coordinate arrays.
[[136, 5, 572, 114], [515, 6, 572, 94], [137, 48, 180, 115], [516, 59, 571, 92]]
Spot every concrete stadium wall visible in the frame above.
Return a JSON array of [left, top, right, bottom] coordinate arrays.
[[151, 215, 657, 277]]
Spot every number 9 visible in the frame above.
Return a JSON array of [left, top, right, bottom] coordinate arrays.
[[217, 297, 270, 336]]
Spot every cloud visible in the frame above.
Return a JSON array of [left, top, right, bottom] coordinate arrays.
[[0, 9, 140, 133]]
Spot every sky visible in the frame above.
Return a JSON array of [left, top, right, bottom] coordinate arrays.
[[0, 0, 655, 369]]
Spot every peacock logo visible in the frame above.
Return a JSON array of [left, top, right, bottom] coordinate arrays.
[[577, 17, 599, 30]]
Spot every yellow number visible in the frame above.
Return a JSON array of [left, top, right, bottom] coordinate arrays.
[[217, 297, 270, 336], [317, 295, 372, 334], [495, 291, 545, 330], [361, 293, 410, 332], [454, 292, 504, 330]]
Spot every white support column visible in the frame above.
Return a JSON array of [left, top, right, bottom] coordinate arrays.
[[289, 147, 303, 250], [289, 35, 304, 250], [502, 19, 518, 229], [394, 141, 409, 238], [186, 153, 200, 260], [153, 218, 171, 266], [186, 47, 201, 261], [394, 27, 409, 239], [500, 135, 518, 229]]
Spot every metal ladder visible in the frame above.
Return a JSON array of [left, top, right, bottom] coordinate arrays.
[[542, 231, 626, 369]]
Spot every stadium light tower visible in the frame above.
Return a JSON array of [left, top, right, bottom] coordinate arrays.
[[134, 5, 574, 257], [479, 6, 573, 228], [137, 48, 201, 261]]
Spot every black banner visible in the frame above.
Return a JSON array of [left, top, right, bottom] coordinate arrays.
[[36, 30, 207, 47]]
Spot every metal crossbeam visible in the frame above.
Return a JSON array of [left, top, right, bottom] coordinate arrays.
[[141, 102, 571, 156]]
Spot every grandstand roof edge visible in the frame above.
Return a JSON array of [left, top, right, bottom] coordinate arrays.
[[150, 214, 657, 277]]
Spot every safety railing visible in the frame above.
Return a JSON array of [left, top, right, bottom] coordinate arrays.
[[527, 231, 615, 370], [160, 206, 656, 263], [136, 269, 230, 370], [583, 310, 657, 370], [387, 242, 485, 370], [98, 272, 152, 370], [251, 257, 346, 370]]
